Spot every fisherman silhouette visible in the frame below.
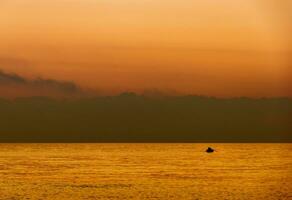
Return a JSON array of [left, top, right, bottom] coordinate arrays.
[[206, 147, 214, 153]]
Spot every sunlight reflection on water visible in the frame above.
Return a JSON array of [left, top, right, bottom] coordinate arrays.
[[0, 143, 291, 199]]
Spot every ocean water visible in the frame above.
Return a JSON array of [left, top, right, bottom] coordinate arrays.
[[0, 143, 291, 200]]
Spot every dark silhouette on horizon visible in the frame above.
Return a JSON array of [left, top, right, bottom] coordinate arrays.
[[0, 93, 291, 142]]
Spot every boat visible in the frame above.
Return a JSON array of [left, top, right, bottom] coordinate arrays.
[[206, 147, 214, 153]]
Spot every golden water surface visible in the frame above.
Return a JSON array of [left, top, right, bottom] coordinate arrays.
[[0, 143, 291, 200]]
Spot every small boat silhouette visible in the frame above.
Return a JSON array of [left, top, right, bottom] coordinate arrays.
[[206, 147, 214, 153]]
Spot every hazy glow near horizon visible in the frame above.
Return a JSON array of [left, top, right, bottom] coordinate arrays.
[[0, 0, 291, 97]]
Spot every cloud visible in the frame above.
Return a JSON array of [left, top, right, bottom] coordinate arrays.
[[0, 69, 84, 98], [31, 78, 80, 94], [0, 70, 26, 84]]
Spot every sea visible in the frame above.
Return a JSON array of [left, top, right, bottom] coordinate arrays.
[[0, 143, 291, 200]]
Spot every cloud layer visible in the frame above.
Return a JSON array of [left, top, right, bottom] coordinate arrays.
[[0, 95, 291, 142], [0, 70, 84, 98]]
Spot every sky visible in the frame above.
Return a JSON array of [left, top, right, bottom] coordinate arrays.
[[0, 0, 291, 98]]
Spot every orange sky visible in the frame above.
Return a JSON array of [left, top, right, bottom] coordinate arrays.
[[0, 0, 291, 97]]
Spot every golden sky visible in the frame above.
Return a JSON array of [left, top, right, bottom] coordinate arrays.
[[0, 0, 291, 97]]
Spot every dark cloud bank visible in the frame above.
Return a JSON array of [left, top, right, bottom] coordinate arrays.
[[0, 70, 83, 97], [0, 93, 291, 142], [0, 70, 291, 142]]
